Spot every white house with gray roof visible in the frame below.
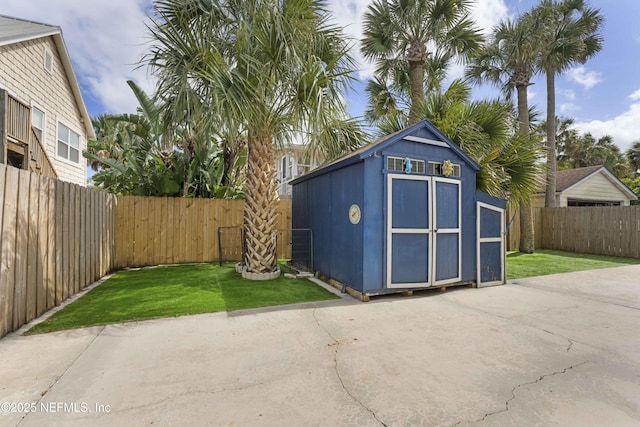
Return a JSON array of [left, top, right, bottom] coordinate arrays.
[[0, 14, 95, 185]]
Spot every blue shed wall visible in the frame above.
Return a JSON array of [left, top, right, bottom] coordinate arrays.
[[361, 154, 385, 292], [292, 162, 365, 290]]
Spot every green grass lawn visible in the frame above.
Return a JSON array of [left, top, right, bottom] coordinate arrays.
[[27, 263, 339, 334], [506, 249, 640, 280]]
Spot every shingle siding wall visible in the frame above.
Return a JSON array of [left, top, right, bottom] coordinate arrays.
[[561, 173, 631, 206], [0, 36, 86, 185]]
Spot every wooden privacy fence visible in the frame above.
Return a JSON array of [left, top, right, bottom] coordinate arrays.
[[505, 207, 542, 251], [114, 197, 292, 268], [0, 163, 115, 337], [540, 206, 640, 258]]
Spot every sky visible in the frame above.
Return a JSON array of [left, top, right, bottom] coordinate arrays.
[[2, 0, 640, 152]]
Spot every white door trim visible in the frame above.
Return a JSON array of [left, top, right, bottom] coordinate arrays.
[[432, 177, 462, 286], [387, 174, 432, 288], [387, 175, 463, 288], [476, 202, 505, 287]]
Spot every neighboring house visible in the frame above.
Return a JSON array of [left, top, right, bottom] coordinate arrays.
[[534, 165, 637, 207], [0, 15, 95, 185], [276, 144, 323, 199]]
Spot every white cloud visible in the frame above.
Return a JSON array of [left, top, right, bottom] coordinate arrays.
[[574, 102, 640, 152], [326, 0, 372, 78], [471, 0, 509, 35], [560, 89, 576, 101], [629, 89, 640, 101], [566, 66, 602, 90], [2, 0, 156, 114], [560, 103, 580, 115]]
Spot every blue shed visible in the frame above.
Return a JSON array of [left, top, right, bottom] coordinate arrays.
[[291, 120, 506, 298]]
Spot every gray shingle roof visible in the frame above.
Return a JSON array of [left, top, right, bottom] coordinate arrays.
[[0, 15, 60, 46], [555, 165, 603, 192]]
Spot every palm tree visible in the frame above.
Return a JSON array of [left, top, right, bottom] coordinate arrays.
[[361, 0, 483, 125], [626, 141, 640, 176], [144, 0, 359, 276], [466, 13, 541, 253], [376, 79, 543, 205], [544, 116, 580, 169], [533, 0, 604, 207]]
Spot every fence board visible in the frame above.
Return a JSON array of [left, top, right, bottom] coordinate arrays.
[[54, 179, 63, 305], [166, 198, 175, 264], [46, 178, 55, 310], [71, 184, 79, 294], [79, 188, 87, 289], [13, 170, 30, 328], [195, 199, 204, 262], [37, 176, 49, 316], [26, 173, 39, 321], [99, 192, 106, 278], [0, 166, 18, 335], [178, 199, 187, 264]]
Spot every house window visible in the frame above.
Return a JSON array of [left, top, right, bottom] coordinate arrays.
[[428, 161, 460, 177], [44, 46, 53, 74], [32, 106, 45, 143], [280, 157, 287, 180], [57, 122, 80, 163], [279, 155, 295, 180], [387, 156, 425, 174]]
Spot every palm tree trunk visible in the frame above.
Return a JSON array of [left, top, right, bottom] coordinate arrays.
[[408, 60, 424, 125], [243, 135, 278, 274], [516, 82, 535, 253], [545, 69, 557, 208]]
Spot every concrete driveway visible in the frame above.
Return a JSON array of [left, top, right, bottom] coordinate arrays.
[[1, 265, 639, 427]]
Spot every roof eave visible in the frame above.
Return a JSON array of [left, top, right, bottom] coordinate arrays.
[[52, 33, 95, 139], [0, 29, 60, 47]]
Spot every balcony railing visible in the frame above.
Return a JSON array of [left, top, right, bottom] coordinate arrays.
[[6, 93, 31, 145], [2, 90, 58, 179], [30, 127, 58, 179]]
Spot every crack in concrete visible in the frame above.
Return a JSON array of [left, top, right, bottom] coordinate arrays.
[[542, 329, 576, 353], [15, 326, 107, 427], [566, 339, 574, 353], [457, 361, 589, 426], [311, 309, 387, 427]]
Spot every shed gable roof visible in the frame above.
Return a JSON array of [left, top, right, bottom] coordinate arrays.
[[292, 120, 480, 184], [0, 15, 95, 139]]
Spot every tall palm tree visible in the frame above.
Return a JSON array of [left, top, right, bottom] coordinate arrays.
[[466, 13, 541, 253], [533, 0, 604, 207], [361, 0, 483, 125], [144, 0, 358, 276], [544, 116, 580, 170]]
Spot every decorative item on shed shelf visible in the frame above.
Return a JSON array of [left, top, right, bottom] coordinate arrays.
[[403, 157, 412, 174], [442, 160, 454, 177]]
